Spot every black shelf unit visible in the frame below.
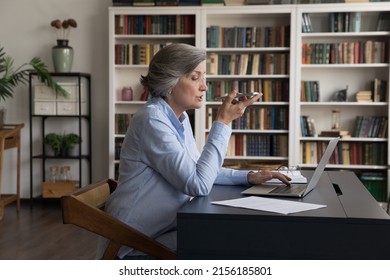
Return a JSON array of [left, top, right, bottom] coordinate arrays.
[[29, 72, 92, 201]]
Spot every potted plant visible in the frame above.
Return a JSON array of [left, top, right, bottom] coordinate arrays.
[[0, 45, 68, 128], [44, 133, 62, 156], [62, 133, 82, 157]]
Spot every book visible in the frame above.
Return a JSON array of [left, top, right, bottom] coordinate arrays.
[[318, 130, 341, 137], [349, 12, 361, 32], [377, 11, 390, 31], [200, 0, 224, 5], [355, 90, 372, 102], [132, 0, 155, 5], [112, 0, 133, 6], [208, 53, 218, 75], [155, 0, 177, 5], [244, 0, 270, 4], [302, 13, 313, 33], [177, 0, 200, 4], [224, 0, 244, 5]]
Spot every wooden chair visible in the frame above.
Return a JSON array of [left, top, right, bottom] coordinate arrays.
[[61, 178, 177, 260]]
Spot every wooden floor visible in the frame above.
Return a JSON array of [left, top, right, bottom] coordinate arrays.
[[0, 198, 99, 260]]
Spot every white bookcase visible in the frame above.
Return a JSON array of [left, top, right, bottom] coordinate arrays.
[[108, 7, 201, 179], [295, 3, 390, 203], [108, 3, 390, 202], [199, 5, 297, 169]]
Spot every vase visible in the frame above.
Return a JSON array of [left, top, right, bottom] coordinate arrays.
[[52, 39, 74, 73]]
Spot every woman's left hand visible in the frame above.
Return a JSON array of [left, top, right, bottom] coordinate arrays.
[[247, 170, 291, 186]]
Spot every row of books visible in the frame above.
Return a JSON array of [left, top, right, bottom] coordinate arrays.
[[114, 137, 124, 160], [207, 52, 289, 76], [352, 116, 388, 138], [359, 172, 387, 202], [301, 13, 313, 33], [114, 0, 199, 6], [302, 12, 390, 33], [206, 107, 289, 130], [371, 78, 387, 102], [115, 113, 133, 134], [301, 78, 386, 103], [302, 41, 387, 64], [206, 79, 289, 102], [300, 115, 316, 137], [376, 11, 390, 32], [300, 141, 387, 166], [225, 134, 288, 157], [207, 25, 290, 48], [300, 80, 319, 102], [329, 12, 362, 33], [115, 43, 169, 65], [114, 15, 195, 35], [113, 0, 280, 5]]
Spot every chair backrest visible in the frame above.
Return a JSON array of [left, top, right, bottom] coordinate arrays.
[[61, 178, 177, 260]]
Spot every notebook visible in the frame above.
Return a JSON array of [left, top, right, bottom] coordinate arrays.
[[241, 137, 340, 198]]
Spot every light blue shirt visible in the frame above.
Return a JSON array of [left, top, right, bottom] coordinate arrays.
[[98, 97, 250, 258]]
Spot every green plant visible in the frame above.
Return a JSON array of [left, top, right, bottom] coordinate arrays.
[[44, 132, 81, 156], [62, 133, 81, 150], [0, 45, 68, 102], [44, 133, 62, 155]]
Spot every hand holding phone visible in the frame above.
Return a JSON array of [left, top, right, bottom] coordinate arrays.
[[214, 92, 261, 101]]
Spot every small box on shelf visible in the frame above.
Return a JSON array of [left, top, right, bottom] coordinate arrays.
[[42, 180, 79, 198], [319, 130, 350, 138]]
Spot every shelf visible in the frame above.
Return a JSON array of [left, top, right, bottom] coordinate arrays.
[[300, 102, 388, 106], [301, 64, 389, 68], [29, 73, 92, 200], [301, 31, 390, 38]]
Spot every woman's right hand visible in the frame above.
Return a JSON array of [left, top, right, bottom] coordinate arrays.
[[214, 90, 262, 125]]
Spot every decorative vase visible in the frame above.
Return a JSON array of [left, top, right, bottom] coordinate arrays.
[[52, 39, 74, 73]]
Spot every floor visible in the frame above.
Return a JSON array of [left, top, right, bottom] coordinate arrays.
[[0, 198, 99, 260]]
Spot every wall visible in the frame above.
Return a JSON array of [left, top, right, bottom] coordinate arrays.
[[0, 0, 112, 198]]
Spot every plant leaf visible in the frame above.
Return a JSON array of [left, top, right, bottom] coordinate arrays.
[[0, 45, 69, 102], [29, 57, 69, 98]]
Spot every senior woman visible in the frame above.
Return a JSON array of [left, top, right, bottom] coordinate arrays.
[[97, 43, 290, 259]]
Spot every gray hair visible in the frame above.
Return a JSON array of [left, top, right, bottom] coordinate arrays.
[[140, 43, 206, 98]]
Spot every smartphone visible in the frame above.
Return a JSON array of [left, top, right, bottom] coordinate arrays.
[[214, 92, 260, 101]]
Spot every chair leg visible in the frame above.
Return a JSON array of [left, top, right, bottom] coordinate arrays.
[[101, 241, 121, 260]]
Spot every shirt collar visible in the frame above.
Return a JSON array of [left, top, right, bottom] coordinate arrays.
[[154, 97, 186, 137]]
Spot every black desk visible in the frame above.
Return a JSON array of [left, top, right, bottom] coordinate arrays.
[[177, 170, 390, 259]]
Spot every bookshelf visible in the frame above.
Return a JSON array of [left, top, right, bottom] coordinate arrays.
[[108, 7, 200, 179], [295, 3, 390, 204], [108, 3, 390, 203], [200, 6, 296, 169]]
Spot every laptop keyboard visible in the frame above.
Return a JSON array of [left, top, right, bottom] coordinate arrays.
[[269, 184, 306, 194]]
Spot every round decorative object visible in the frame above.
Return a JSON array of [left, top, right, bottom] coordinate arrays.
[[52, 39, 74, 72], [121, 86, 133, 101]]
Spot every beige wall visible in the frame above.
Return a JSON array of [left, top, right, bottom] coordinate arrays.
[[0, 0, 112, 198]]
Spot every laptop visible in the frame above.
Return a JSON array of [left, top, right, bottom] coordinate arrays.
[[241, 137, 340, 198]]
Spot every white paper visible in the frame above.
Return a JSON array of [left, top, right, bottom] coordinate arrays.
[[211, 196, 326, 215]]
